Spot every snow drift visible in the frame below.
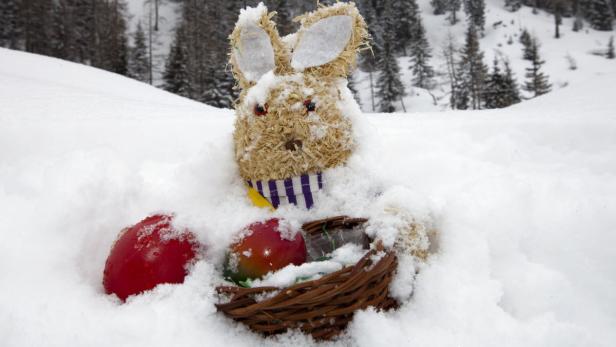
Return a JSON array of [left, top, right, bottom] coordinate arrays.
[[1, 48, 616, 346]]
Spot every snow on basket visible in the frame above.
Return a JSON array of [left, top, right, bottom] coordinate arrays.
[[215, 216, 398, 340]]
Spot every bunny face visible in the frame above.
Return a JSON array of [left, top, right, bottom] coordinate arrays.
[[230, 3, 368, 182]]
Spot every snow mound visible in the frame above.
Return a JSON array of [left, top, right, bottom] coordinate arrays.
[[1, 48, 616, 346]]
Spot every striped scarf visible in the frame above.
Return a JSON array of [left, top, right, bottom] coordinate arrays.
[[246, 172, 323, 209]]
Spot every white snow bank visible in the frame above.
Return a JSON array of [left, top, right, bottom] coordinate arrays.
[[1, 48, 616, 346]]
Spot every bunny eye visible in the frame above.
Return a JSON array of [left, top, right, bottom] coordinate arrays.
[[254, 103, 268, 116], [304, 99, 316, 112]]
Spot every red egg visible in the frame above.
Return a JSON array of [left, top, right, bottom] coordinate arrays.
[[103, 214, 198, 301], [225, 218, 307, 283]]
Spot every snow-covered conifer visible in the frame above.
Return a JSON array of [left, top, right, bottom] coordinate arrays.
[[523, 37, 551, 97], [393, 0, 419, 54], [0, 0, 21, 48], [502, 59, 522, 105], [521, 29, 534, 60], [586, 0, 614, 31], [607, 36, 615, 59], [464, 0, 486, 34], [376, 3, 406, 113], [485, 57, 520, 108], [21, 0, 54, 55], [163, 26, 191, 98], [129, 22, 150, 83], [102, 0, 130, 76], [409, 19, 435, 89], [348, 73, 362, 107], [457, 24, 488, 109]]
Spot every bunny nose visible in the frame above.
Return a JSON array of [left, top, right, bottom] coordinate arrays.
[[285, 139, 303, 151]]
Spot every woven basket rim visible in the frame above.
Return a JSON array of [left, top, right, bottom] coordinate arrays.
[[215, 216, 398, 340]]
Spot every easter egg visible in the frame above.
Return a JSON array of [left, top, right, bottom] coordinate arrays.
[[225, 218, 306, 284], [103, 214, 198, 301]]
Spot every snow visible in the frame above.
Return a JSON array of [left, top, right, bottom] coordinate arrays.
[[236, 2, 268, 29], [2, 46, 616, 347], [251, 243, 366, 288], [291, 15, 353, 70]]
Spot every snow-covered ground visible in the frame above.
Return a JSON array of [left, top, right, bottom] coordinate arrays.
[[2, 47, 616, 347]]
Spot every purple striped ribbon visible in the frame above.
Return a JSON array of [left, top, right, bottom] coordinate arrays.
[[247, 172, 323, 209]]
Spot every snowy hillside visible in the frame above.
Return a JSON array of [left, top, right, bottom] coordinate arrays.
[[356, 0, 616, 112], [2, 47, 616, 347]]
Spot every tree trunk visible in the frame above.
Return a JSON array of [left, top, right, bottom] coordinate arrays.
[[154, 0, 159, 32], [369, 70, 375, 112], [148, 7, 153, 84], [554, 8, 561, 38]]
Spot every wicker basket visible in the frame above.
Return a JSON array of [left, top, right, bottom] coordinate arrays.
[[216, 216, 398, 340]]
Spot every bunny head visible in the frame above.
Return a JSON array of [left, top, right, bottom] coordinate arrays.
[[230, 2, 368, 183]]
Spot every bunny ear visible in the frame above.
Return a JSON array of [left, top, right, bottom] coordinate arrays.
[[291, 15, 352, 69], [230, 4, 290, 89], [291, 3, 368, 77], [235, 25, 275, 81]]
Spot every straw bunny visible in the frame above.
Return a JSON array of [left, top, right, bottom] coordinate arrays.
[[229, 2, 434, 259]]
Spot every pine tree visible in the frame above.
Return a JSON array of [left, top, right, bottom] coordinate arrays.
[[523, 38, 551, 97], [520, 28, 531, 45], [376, 3, 406, 113], [607, 36, 615, 59], [392, 0, 418, 55], [167, 0, 238, 107], [484, 58, 504, 109], [520, 29, 534, 60], [586, 0, 614, 31], [457, 24, 488, 109], [431, 0, 447, 14], [20, 0, 55, 55], [163, 25, 191, 97], [100, 0, 129, 76], [50, 0, 97, 64], [447, 0, 462, 24], [70, 0, 99, 65], [0, 0, 21, 48], [129, 22, 150, 83], [484, 57, 521, 108], [502, 59, 522, 105], [453, 69, 470, 109], [409, 19, 435, 89], [464, 0, 486, 34], [50, 0, 68, 59], [348, 73, 362, 107]]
